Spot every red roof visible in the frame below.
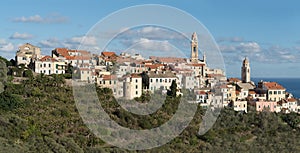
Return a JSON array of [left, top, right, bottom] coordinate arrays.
[[228, 78, 241, 83], [40, 56, 57, 62], [101, 75, 117, 80], [131, 73, 141, 78], [101, 52, 116, 57], [264, 82, 285, 90], [249, 91, 256, 95], [145, 64, 164, 69], [198, 91, 206, 95], [54, 48, 91, 60], [207, 74, 225, 78], [186, 63, 205, 67], [287, 98, 297, 102]]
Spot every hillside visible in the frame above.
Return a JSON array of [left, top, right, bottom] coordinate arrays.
[[0, 74, 300, 152]]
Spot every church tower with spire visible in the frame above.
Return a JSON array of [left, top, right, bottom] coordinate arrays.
[[191, 32, 199, 63], [241, 57, 251, 83]]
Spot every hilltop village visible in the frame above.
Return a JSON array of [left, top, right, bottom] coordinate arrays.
[[12, 32, 300, 114]]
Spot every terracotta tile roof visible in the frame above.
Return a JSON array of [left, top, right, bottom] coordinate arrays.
[[264, 82, 285, 90], [287, 98, 297, 102], [54, 48, 91, 60], [249, 91, 256, 95], [228, 78, 241, 83], [186, 63, 205, 67], [198, 91, 207, 95], [101, 52, 117, 57], [131, 73, 142, 78], [40, 56, 57, 62], [207, 74, 225, 78], [145, 64, 164, 69], [79, 68, 90, 71], [101, 75, 117, 80]]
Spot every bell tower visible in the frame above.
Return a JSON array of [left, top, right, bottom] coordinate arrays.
[[191, 32, 199, 63], [241, 57, 251, 83]]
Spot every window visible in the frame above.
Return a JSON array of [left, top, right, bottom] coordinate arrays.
[[278, 91, 281, 94], [103, 81, 105, 84], [169, 79, 171, 83], [156, 79, 158, 82], [136, 91, 138, 95], [99, 81, 102, 84], [56, 70, 58, 74], [135, 79, 138, 83], [274, 91, 277, 94], [160, 79, 162, 82], [49, 64, 51, 67], [114, 81, 116, 84], [109, 81, 111, 84], [269, 91, 272, 95], [49, 70, 51, 74], [151, 79, 153, 83], [44, 64, 46, 67], [136, 85, 138, 89], [165, 79, 167, 82], [40, 64, 42, 67]]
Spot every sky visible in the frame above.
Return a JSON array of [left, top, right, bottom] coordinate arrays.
[[0, 0, 300, 78]]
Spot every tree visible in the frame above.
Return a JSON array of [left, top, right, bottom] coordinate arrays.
[[167, 80, 177, 97], [65, 63, 74, 74], [23, 69, 33, 78], [0, 56, 13, 66], [141, 71, 149, 89]]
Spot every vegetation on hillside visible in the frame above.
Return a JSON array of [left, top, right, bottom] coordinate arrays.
[[0, 56, 300, 152]]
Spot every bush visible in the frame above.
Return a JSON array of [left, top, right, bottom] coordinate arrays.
[[0, 91, 23, 111]]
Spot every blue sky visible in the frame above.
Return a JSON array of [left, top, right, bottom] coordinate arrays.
[[0, 0, 300, 78]]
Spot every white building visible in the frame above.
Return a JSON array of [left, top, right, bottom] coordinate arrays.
[[233, 100, 248, 113], [124, 74, 142, 99], [148, 71, 178, 93], [34, 56, 65, 75]]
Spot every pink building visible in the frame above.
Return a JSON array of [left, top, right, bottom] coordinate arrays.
[[255, 100, 278, 112]]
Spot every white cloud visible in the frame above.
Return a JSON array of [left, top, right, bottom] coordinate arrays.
[[237, 42, 261, 53], [38, 38, 61, 48], [125, 38, 174, 52], [0, 39, 7, 45], [217, 37, 244, 43], [10, 32, 33, 40], [0, 39, 16, 52], [12, 14, 68, 24], [67, 36, 97, 46], [219, 42, 261, 53]]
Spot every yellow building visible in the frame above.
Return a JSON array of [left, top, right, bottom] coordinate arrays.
[[263, 82, 286, 102], [16, 43, 41, 66]]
